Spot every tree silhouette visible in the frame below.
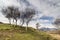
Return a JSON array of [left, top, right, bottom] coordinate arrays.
[[2, 6, 36, 31], [2, 7, 13, 25], [54, 18, 60, 29], [21, 7, 36, 31], [36, 23, 40, 30], [2, 6, 20, 27], [12, 7, 20, 26]]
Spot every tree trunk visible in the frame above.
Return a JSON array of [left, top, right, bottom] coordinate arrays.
[[9, 18, 11, 27], [26, 23, 28, 32], [13, 19, 14, 23], [13, 19, 14, 27], [19, 19, 22, 27], [21, 19, 24, 26], [16, 19, 17, 26]]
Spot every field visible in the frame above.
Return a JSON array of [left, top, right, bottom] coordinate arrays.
[[47, 31, 60, 40], [50, 34, 60, 40], [0, 24, 55, 40]]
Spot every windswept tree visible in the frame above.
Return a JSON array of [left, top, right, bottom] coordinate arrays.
[[13, 8, 20, 26], [7, 6, 20, 26], [54, 18, 60, 29], [36, 23, 40, 30], [2, 7, 13, 25], [21, 7, 36, 32], [2, 6, 20, 26]]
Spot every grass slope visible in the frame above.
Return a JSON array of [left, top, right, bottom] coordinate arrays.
[[0, 24, 54, 40]]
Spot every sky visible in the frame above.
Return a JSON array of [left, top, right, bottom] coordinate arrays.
[[0, 0, 60, 28]]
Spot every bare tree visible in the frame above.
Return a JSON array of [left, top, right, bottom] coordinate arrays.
[[2, 6, 20, 27], [6, 14, 12, 25], [2, 7, 12, 26], [13, 8, 20, 26], [36, 23, 40, 30], [54, 18, 60, 29], [21, 7, 36, 32]]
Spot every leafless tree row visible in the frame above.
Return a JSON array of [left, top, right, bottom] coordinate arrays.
[[1, 6, 36, 31]]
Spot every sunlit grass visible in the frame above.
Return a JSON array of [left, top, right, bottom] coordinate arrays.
[[0, 24, 54, 40]]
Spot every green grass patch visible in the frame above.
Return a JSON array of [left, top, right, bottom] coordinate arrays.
[[0, 24, 54, 40]]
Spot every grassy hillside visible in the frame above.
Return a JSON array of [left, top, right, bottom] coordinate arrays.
[[0, 24, 55, 40], [47, 30, 60, 40]]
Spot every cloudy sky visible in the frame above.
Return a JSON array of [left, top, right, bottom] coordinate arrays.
[[0, 0, 60, 28]]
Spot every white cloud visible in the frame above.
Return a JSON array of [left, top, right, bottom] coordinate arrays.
[[0, 0, 60, 28], [40, 20, 50, 23], [40, 24, 55, 28], [0, 0, 21, 8], [27, 0, 60, 18]]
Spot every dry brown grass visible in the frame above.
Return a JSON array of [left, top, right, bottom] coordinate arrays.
[[49, 34, 60, 40]]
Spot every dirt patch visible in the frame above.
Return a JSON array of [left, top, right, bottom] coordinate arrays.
[[50, 34, 60, 40]]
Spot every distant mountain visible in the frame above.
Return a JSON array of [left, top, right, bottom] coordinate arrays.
[[40, 27, 58, 31]]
